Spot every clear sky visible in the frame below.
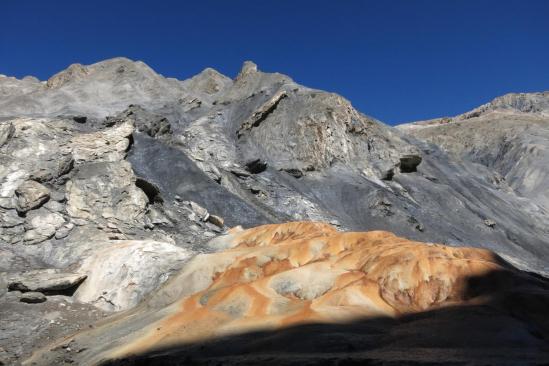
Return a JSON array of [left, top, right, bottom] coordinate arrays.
[[1, 0, 548, 124]]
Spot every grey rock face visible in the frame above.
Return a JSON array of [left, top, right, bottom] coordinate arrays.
[[65, 161, 148, 224]]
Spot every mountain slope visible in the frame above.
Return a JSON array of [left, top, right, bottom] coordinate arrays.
[[0, 59, 548, 364], [399, 92, 549, 211]]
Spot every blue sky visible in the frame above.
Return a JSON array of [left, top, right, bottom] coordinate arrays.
[[1, 0, 548, 124]]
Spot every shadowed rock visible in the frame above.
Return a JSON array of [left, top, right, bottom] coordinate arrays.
[[7, 269, 86, 293]]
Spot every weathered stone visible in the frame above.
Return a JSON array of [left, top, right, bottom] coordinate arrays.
[[206, 214, 224, 228], [15, 181, 50, 213], [23, 209, 65, 245], [19, 291, 46, 304], [43, 200, 64, 213], [74, 240, 191, 311], [54, 222, 74, 239], [29, 154, 74, 183], [28, 222, 549, 366], [116, 105, 171, 137], [8, 269, 87, 293]]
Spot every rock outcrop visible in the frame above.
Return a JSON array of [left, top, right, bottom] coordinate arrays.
[[7, 269, 86, 293], [26, 222, 549, 366], [73, 240, 192, 312]]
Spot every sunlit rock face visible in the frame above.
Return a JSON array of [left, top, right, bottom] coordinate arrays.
[[26, 222, 549, 366]]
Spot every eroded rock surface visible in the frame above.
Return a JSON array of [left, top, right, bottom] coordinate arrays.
[[26, 222, 549, 366], [73, 240, 192, 312]]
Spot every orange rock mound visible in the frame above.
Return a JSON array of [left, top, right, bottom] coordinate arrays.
[[110, 222, 510, 357], [26, 222, 549, 366]]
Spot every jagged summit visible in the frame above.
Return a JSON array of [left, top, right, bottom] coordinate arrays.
[[236, 60, 258, 79]]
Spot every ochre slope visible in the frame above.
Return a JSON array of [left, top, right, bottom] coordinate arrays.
[[26, 222, 549, 365], [119, 223, 506, 357]]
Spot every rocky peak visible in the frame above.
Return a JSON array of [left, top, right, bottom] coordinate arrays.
[[240, 60, 258, 75], [234, 60, 259, 82], [46, 63, 89, 89], [181, 66, 232, 96]]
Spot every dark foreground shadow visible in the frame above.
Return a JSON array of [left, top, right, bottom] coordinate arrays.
[[101, 268, 549, 366]]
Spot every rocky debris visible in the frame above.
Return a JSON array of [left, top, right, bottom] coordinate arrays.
[[15, 180, 50, 213], [73, 240, 192, 311], [399, 154, 422, 173], [19, 292, 47, 304], [30, 154, 74, 183], [54, 222, 75, 239], [7, 269, 86, 293], [145, 206, 171, 227], [26, 222, 549, 366], [399, 93, 549, 211], [484, 219, 496, 228]]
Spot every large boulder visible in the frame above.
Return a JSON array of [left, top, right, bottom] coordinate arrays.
[[73, 240, 192, 312]]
